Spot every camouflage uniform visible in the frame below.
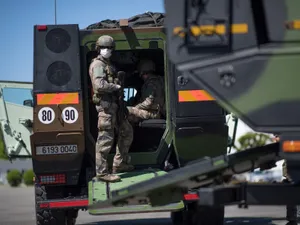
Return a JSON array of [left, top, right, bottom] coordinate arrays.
[[127, 59, 165, 123], [89, 35, 134, 182], [274, 134, 300, 224]]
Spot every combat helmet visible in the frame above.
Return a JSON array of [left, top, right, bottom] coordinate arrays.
[[137, 59, 156, 76], [95, 35, 115, 51]]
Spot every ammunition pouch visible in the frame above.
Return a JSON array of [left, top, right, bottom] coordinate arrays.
[[92, 92, 115, 105], [92, 94, 101, 104]]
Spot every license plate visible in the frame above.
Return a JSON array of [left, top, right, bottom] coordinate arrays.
[[35, 145, 78, 155]]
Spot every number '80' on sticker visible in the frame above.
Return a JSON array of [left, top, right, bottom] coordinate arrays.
[[38, 107, 55, 124], [61, 107, 79, 124]]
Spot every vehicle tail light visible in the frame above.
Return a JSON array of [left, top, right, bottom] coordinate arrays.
[[39, 174, 66, 184], [183, 193, 199, 201]]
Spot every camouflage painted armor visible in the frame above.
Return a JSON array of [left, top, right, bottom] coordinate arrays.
[[127, 60, 165, 123], [89, 35, 134, 182]]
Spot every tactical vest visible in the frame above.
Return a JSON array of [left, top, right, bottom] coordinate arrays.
[[91, 56, 119, 104]]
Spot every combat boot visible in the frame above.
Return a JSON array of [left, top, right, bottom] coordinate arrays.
[[96, 173, 121, 182], [112, 163, 135, 173]]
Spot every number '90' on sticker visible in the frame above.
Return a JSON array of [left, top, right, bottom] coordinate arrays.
[[62, 107, 79, 124]]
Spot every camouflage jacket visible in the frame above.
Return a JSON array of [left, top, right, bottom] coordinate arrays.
[[89, 55, 120, 103], [135, 74, 165, 113]]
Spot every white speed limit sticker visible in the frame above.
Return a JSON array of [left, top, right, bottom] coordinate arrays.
[[38, 107, 55, 124], [61, 107, 79, 124]]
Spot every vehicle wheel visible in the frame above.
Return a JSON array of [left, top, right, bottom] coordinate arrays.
[[171, 210, 184, 225], [170, 203, 197, 225], [193, 205, 224, 225], [171, 204, 224, 225], [34, 185, 78, 225]]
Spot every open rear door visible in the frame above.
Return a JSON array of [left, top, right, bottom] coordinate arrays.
[[167, 60, 229, 164], [0, 80, 33, 158]]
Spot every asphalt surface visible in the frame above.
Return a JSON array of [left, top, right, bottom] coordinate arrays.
[[0, 185, 290, 225]]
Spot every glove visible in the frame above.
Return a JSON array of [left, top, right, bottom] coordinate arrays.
[[115, 84, 121, 90]]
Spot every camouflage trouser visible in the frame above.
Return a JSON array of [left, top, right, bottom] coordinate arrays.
[[96, 102, 133, 176], [283, 160, 300, 222], [127, 106, 159, 123]]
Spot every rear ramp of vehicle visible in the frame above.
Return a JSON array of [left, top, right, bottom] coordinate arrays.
[[88, 142, 281, 210], [88, 168, 184, 215]]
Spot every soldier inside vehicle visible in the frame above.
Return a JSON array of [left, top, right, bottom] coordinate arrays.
[[87, 47, 166, 157]]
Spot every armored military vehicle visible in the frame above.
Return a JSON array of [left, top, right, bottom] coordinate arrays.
[[27, 11, 240, 225], [89, 1, 300, 225]]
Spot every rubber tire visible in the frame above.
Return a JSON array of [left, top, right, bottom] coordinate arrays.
[[171, 209, 193, 225], [194, 206, 224, 225], [171, 202, 196, 225], [35, 185, 78, 225], [171, 204, 224, 225], [171, 210, 184, 225]]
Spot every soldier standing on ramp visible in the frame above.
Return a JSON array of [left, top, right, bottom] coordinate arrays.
[[127, 59, 165, 123], [89, 35, 134, 182]]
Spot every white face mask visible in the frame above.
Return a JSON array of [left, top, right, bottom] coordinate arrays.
[[100, 48, 112, 58]]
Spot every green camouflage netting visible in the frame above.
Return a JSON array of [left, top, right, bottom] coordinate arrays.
[[85, 12, 165, 29]]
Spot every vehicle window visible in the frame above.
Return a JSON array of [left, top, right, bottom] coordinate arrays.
[[124, 88, 137, 101], [2, 88, 33, 107]]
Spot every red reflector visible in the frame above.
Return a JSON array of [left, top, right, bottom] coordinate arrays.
[[49, 199, 88, 208], [37, 25, 47, 31], [39, 203, 49, 208], [183, 193, 199, 200]]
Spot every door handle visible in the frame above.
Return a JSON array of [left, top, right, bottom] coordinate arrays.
[[177, 76, 188, 86]]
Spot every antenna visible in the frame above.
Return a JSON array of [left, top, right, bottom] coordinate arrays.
[[54, 0, 57, 24]]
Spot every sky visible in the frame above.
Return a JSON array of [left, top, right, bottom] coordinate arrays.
[[0, 0, 165, 105]]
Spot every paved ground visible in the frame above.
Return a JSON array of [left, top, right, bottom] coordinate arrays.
[[0, 185, 290, 225]]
